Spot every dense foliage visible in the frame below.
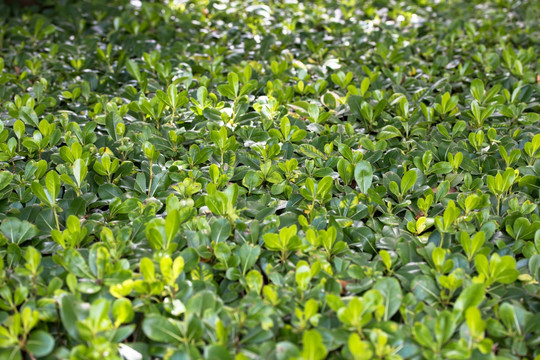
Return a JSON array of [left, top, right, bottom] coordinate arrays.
[[0, 0, 539, 359]]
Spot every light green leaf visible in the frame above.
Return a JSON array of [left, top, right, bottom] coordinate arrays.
[[354, 160, 373, 194]]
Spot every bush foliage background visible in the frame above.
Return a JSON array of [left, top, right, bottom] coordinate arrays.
[[0, 0, 539, 359]]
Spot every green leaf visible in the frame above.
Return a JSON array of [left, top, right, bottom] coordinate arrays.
[[0, 171, 14, 191], [105, 112, 122, 141], [98, 184, 123, 200], [470, 79, 484, 102], [113, 298, 134, 326], [413, 322, 434, 348], [126, 59, 142, 83], [31, 181, 52, 207], [373, 277, 402, 320], [13, 120, 25, 139], [72, 159, 87, 188], [348, 95, 363, 118], [337, 159, 353, 186], [210, 219, 231, 243], [0, 348, 22, 360], [59, 294, 81, 341], [466, 307, 485, 339], [24, 246, 41, 273], [400, 169, 417, 195], [26, 331, 55, 357], [186, 316, 204, 340], [246, 270, 263, 294], [217, 84, 236, 100], [295, 261, 312, 291], [165, 209, 180, 247], [354, 160, 373, 194], [140, 258, 155, 282], [377, 125, 401, 140], [302, 329, 327, 360], [0, 218, 39, 245], [45, 171, 60, 201], [460, 231, 485, 261], [529, 254, 540, 281], [348, 333, 372, 360], [299, 144, 325, 159], [430, 162, 453, 174], [20, 106, 40, 127], [238, 244, 260, 275], [316, 176, 333, 200], [435, 311, 457, 345], [186, 290, 222, 319], [454, 284, 485, 313], [204, 345, 233, 360], [142, 314, 183, 343], [498, 303, 516, 331]]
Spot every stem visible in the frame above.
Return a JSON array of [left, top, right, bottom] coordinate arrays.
[[120, 137, 125, 161], [53, 207, 60, 231], [439, 232, 445, 247], [231, 98, 238, 123], [308, 198, 316, 223], [33, 273, 38, 298], [404, 123, 410, 139], [25, 348, 36, 360], [147, 162, 153, 196], [170, 107, 176, 125]]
